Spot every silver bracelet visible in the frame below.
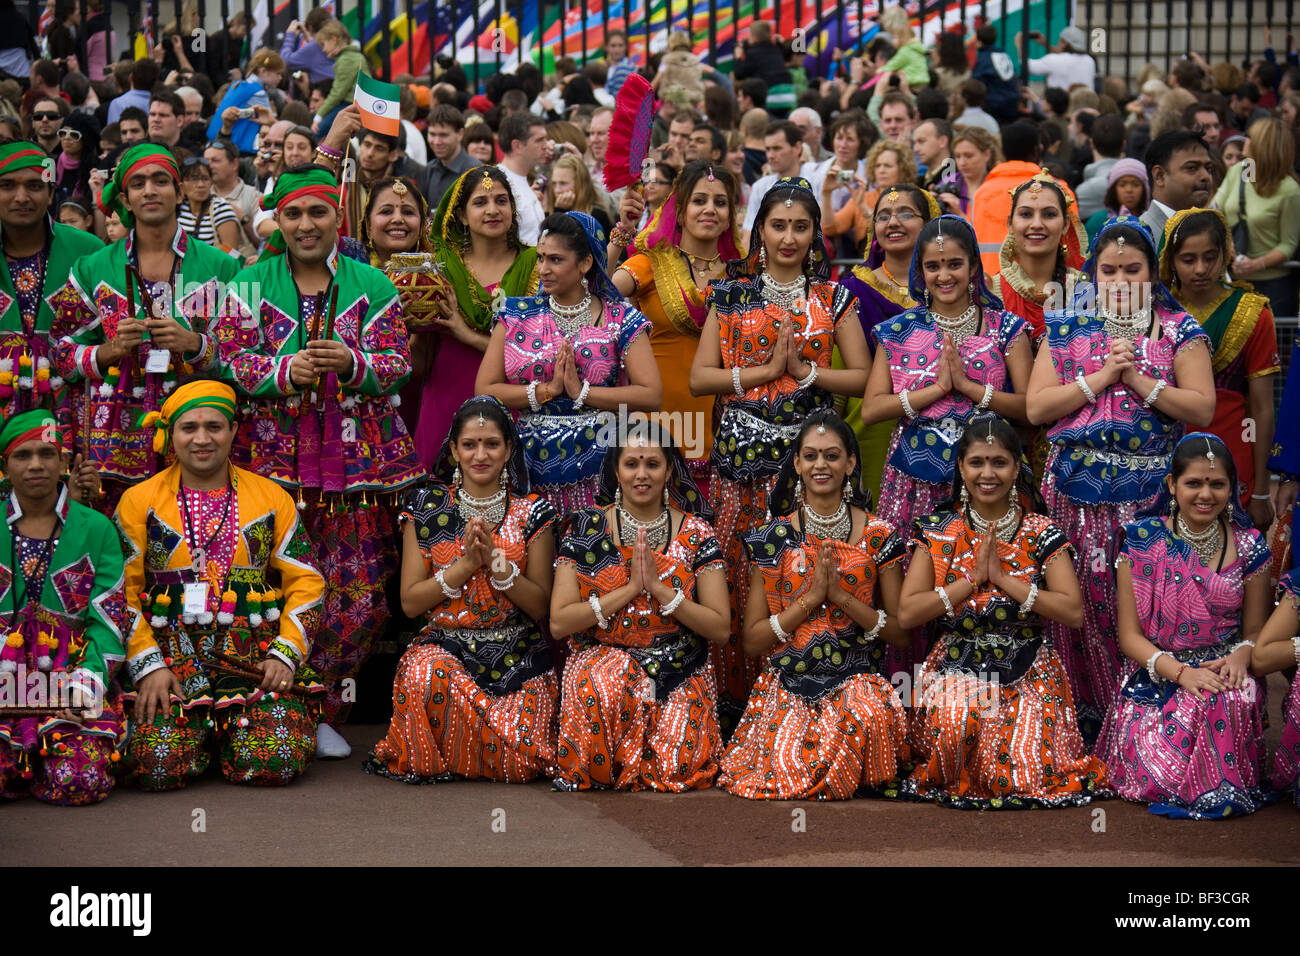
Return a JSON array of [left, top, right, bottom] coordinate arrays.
[[526, 380, 541, 412], [1075, 373, 1097, 404], [575, 379, 591, 409], [865, 607, 887, 640], [976, 381, 994, 411], [769, 612, 791, 642], [490, 559, 521, 591], [1146, 649, 1166, 677], [1251, 493, 1271, 501], [899, 388, 917, 419], [1292, 635, 1300, 666], [1143, 378, 1167, 408], [731, 366, 744, 397], [1230, 640, 1256, 653], [1019, 580, 1038, 614], [796, 363, 818, 389], [435, 568, 463, 600], [588, 593, 610, 629], [660, 588, 686, 616], [934, 586, 954, 617]]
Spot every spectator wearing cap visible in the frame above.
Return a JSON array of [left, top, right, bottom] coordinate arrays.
[[1083, 157, 1149, 243], [1020, 24, 1097, 92]]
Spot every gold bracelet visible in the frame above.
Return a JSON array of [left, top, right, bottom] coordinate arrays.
[[796, 595, 811, 616]]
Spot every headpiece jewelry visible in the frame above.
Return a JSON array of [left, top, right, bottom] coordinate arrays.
[[391, 180, 408, 195]]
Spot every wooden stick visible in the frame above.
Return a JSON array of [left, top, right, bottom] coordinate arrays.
[[203, 661, 315, 697], [315, 284, 340, 409]]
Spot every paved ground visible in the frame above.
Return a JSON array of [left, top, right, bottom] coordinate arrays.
[[8, 675, 1299, 867]]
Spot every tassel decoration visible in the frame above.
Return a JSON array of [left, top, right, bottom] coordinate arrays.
[[99, 366, 120, 399], [149, 592, 172, 629], [247, 590, 263, 628], [35, 357, 51, 395], [0, 357, 14, 398], [16, 352, 32, 389], [217, 589, 237, 626], [35, 631, 54, 670], [265, 588, 281, 621], [2, 630, 24, 671]]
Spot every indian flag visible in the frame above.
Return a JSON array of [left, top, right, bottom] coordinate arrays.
[[354, 73, 401, 137]]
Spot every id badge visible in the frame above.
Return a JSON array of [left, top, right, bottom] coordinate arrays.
[[182, 581, 208, 616], [146, 349, 171, 373]]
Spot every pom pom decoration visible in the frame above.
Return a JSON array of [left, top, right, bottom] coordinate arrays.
[[35, 356, 51, 395], [35, 631, 54, 670], [2, 630, 25, 671], [149, 592, 172, 629], [17, 352, 32, 389], [247, 590, 263, 628], [99, 366, 120, 399], [265, 588, 281, 621], [0, 357, 13, 398], [604, 73, 660, 193], [217, 589, 237, 626]]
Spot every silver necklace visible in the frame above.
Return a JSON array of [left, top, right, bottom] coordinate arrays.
[[966, 502, 1020, 543], [929, 303, 979, 348], [761, 271, 806, 313], [802, 501, 851, 542], [457, 486, 507, 525], [1098, 304, 1151, 341], [550, 291, 594, 338], [1176, 514, 1223, 564], [617, 505, 670, 551]]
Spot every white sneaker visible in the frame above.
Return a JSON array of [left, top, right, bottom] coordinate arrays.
[[315, 723, 352, 759]]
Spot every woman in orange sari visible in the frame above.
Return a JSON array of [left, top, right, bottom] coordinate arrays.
[[366, 397, 559, 783], [689, 176, 871, 736], [549, 424, 730, 791], [898, 415, 1110, 808], [611, 160, 744, 483], [719, 410, 910, 800]]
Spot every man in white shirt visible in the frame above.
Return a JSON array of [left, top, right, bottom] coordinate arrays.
[[496, 112, 548, 245], [1023, 25, 1097, 92], [743, 121, 807, 235]]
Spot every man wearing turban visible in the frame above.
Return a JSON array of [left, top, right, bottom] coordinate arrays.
[[114, 379, 327, 790], [48, 144, 243, 510], [0, 142, 103, 421], [211, 165, 423, 759], [0, 409, 129, 805]]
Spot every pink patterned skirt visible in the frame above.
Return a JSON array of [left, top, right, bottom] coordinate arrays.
[[1274, 674, 1300, 809]]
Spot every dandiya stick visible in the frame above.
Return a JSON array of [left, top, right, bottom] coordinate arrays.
[[315, 284, 340, 410]]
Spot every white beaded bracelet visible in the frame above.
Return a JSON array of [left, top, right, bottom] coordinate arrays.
[[589, 594, 610, 629], [900, 389, 917, 419], [865, 607, 887, 640], [732, 366, 744, 397], [1075, 373, 1097, 404], [435, 568, 463, 600], [1292, 635, 1300, 666], [1143, 379, 1167, 408], [490, 560, 521, 591], [1146, 649, 1166, 677], [526, 381, 541, 412], [1231, 639, 1256, 654], [1019, 580, 1038, 614], [660, 588, 686, 616], [935, 586, 954, 616], [769, 612, 791, 642], [575, 380, 591, 409], [796, 363, 818, 389], [976, 382, 994, 411]]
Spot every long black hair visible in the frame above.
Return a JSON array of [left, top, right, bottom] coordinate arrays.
[[430, 395, 531, 494], [730, 175, 830, 281], [1009, 177, 1071, 292], [593, 415, 711, 518]]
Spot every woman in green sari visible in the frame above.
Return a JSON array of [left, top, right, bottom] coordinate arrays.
[[1159, 208, 1281, 531], [411, 166, 539, 469]]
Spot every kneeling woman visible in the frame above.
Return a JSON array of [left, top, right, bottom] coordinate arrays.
[[549, 426, 730, 791], [899, 415, 1109, 808], [719, 410, 910, 800], [367, 397, 559, 783], [1253, 570, 1300, 810], [1104, 434, 1271, 818]]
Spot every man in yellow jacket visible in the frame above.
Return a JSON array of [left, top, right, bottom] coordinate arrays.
[[114, 380, 326, 790]]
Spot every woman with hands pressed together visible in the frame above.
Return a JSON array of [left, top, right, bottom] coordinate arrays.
[[1102, 434, 1271, 818], [366, 397, 560, 784], [689, 176, 869, 735], [718, 411, 910, 800], [1026, 217, 1215, 744], [549, 426, 729, 791], [475, 211, 661, 514], [898, 416, 1109, 809]]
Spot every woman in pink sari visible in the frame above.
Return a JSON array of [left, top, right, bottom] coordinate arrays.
[[1103, 433, 1272, 818]]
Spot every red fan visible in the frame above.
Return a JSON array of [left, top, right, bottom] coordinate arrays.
[[604, 73, 659, 193]]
